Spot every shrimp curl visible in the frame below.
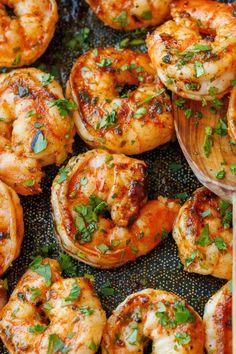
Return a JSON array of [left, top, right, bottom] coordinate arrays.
[[51, 149, 180, 268]]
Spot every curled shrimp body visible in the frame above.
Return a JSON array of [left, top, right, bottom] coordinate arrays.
[[0, 258, 106, 354], [204, 281, 232, 354], [0, 280, 7, 310], [0, 180, 24, 276], [51, 149, 180, 268], [227, 85, 236, 141], [86, 0, 170, 30], [0, 0, 58, 67], [67, 48, 174, 155], [147, 0, 236, 101], [102, 288, 204, 354], [173, 187, 232, 280], [0, 68, 75, 195]]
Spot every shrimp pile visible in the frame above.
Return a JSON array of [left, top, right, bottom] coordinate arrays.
[[102, 288, 204, 353], [227, 84, 236, 142], [204, 281, 232, 354], [0, 180, 24, 276], [0, 257, 106, 353], [67, 48, 174, 155], [0, 280, 7, 311], [147, 0, 236, 100], [0, 0, 58, 67], [173, 187, 232, 279], [0, 68, 75, 195], [86, 0, 170, 30], [51, 149, 180, 268]]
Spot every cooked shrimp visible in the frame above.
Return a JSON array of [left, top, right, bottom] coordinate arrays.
[[0, 280, 7, 310], [227, 84, 236, 142], [102, 288, 204, 354], [66, 48, 174, 155], [51, 149, 180, 268], [0, 0, 58, 67], [0, 68, 75, 195], [0, 257, 106, 354], [173, 187, 232, 279], [0, 180, 24, 276], [204, 281, 232, 354], [86, 0, 170, 30], [147, 0, 236, 101]]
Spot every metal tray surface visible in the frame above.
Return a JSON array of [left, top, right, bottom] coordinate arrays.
[[0, 0, 234, 352]]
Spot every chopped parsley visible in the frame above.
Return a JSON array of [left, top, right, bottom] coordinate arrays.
[[58, 253, 77, 277], [215, 169, 225, 179], [73, 195, 108, 244], [113, 11, 127, 27], [203, 126, 213, 157], [214, 236, 227, 251], [64, 281, 81, 304], [175, 332, 191, 345], [219, 200, 232, 229], [97, 58, 113, 68], [134, 107, 147, 119], [31, 131, 48, 154], [186, 250, 198, 267], [47, 99, 77, 118], [126, 323, 138, 345], [194, 61, 205, 78], [47, 334, 69, 354], [28, 324, 47, 333], [41, 73, 54, 87], [196, 224, 211, 246], [99, 281, 115, 297], [99, 110, 117, 129], [175, 97, 186, 109], [29, 256, 52, 286]]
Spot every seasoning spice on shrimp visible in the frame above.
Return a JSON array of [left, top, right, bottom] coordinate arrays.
[[67, 48, 174, 155], [0, 68, 76, 195], [0, 0, 58, 67], [147, 0, 236, 101], [173, 187, 232, 279], [86, 0, 170, 30], [0, 258, 106, 354], [51, 149, 180, 268]]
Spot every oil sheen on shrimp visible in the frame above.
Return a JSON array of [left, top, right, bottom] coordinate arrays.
[[0, 280, 7, 310], [0, 68, 75, 195], [147, 0, 236, 101], [0, 257, 106, 354], [67, 48, 174, 155], [173, 187, 232, 279], [0, 180, 24, 276], [102, 288, 205, 354], [227, 84, 236, 142], [0, 0, 58, 67], [204, 281, 232, 354], [51, 149, 180, 268], [86, 0, 170, 30]]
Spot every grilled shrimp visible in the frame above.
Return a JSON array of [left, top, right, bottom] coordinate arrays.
[[173, 187, 232, 279], [67, 48, 174, 155], [147, 0, 236, 101], [51, 149, 180, 268], [0, 257, 106, 354], [227, 84, 236, 141], [0, 0, 58, 67], [204, 281, 232, 354], [102, 288, 204, 354], [0, 280, 7, 310], [0, 180, 24, 276], [86, 0, 170, 30], [0, 68, 75, 195]]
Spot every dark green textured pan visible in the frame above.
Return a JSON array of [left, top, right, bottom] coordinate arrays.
[[0, 0, 234, 352]]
